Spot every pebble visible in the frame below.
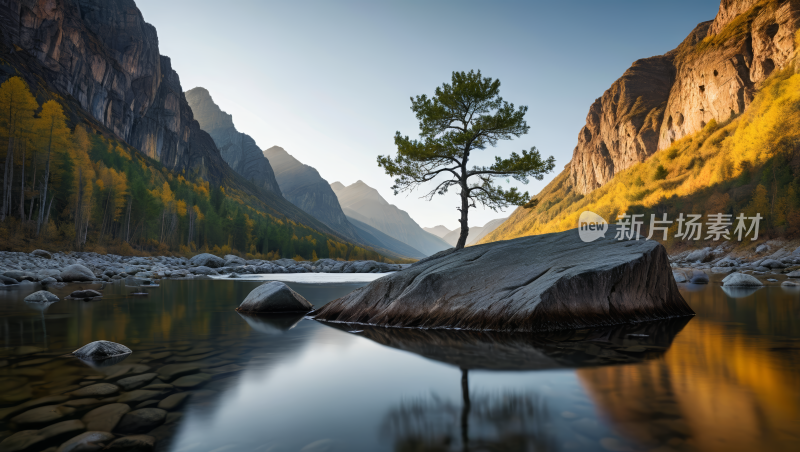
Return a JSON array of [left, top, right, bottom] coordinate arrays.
[[157, 364, 199, 381], [157, 393, 190, 411], [115, 408, 167, 434], [81, 403, 130, 432], [70, 383, 119, 398], [54, 431, 115, 452], [103, 434, 155, 451], [117, 373, 157, 391], [0, 420, 85, 452], [172, 373, 211, 389], [117, 389, 170, 405], [11, 405, 77, 428]]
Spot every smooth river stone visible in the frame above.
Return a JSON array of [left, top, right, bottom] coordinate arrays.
[[55, 431, 115, 452], [101, 364, 151, 381], [117, 373, 157, 391], [115, 408, 167, 434], [11, 405, 76, 428], [0, 420, 85, 452], [171, 373, 211, 389], [117, 390, 169, 405], [0, 395, 69, 421], [81, 403, 130, 432], [156, 364, 199, 381], [103, 434, 155, 451], [70, 383, 119, 398], [157, 393, 190, 411]]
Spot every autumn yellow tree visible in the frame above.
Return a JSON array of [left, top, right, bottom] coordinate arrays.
[[35, 100, 72, 235], [0, 77, 38, 222]]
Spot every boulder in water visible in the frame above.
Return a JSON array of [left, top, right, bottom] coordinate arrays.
[[67, 289, 102, 300], [236, 281, 313, 313], [689, 270, 709, 284], [188, 253, 225, 268], [60, 264, 95, 282], [314, 227, 694, 333], [24, 290, 59, 303], [73, 340, 131, 362], [722, 272, 763, 286]]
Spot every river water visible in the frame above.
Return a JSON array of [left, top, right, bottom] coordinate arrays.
[[0, 276, 798, 452]]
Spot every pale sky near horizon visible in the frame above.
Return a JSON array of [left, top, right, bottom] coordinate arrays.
[[136, 0, 720, 231]]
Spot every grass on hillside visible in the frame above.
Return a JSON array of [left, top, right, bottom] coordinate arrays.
[[482, 38, 800, 253]]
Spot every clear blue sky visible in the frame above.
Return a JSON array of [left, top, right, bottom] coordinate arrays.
[[136, 0, 721, 230]]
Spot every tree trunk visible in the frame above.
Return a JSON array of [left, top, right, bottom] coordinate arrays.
[[4, 149, 13, 221], [2, 116, 15, 222], [460, 368, 470, 452], [37, 128, 53, 235], [455, 187, 470, 250], [28, 151, 36, 221], [19, 141, 25, 220]]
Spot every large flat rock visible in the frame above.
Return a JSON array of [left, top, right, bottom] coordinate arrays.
[[314, 227, 693, 333]]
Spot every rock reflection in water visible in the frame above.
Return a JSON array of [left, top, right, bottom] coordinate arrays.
[[237, 312, 306, 334], [323, 317, 690, 370]]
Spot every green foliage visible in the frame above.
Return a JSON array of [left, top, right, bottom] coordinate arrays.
[[654, 165, 669, 181], [378, 70, 555, 248]]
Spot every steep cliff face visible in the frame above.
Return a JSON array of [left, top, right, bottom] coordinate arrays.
[[0, 0, 224, 181], [185, 87, 282, 194], [571, 0, 800, 195]]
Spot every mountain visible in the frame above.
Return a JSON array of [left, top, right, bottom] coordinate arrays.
[[483, 0, 800, 247], [262, 146, 364, 241], [440, 218, 508, 247], [185, 87, 282, 194], [423, 225, 453, 238], [0, 0, 375, 250], [331, 180, 451, 256], [346, 217, 426, 259], [570, 0, 799, 195]]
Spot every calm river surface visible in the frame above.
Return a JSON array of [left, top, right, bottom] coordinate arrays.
[[1, 275, 799, 452]]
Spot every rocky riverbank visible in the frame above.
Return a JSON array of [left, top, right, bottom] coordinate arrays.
[[669, 241, 800, 276], [0, 251, 409, 286]]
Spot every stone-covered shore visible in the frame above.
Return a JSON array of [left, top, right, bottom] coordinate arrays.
[[0, 250, 410, 286]]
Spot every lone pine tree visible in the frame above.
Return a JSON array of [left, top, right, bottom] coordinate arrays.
[[379, 70, 555, 249]]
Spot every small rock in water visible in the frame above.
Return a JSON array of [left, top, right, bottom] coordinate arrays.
[[236, 281, 313, 313], [767, 278, 779, 282], [67, 289, 102, 300], [103, 435, 156, 452], [72, 341, 132, 362], [627, 334, 649, 337], [24, 290, 59, 303], [81, 403, 130, 432], [228, 273, 239, 278], [722, 273, 764, 287], [689, 270, 709, 284], [0, 275, 19, 285], [786, 270, 800, 278], [40, 277, 58, 285], [781, 280, 799, 287], [115, 408, 167, 434], [54, 431, 115, 452], [0, 419, 85, 452]]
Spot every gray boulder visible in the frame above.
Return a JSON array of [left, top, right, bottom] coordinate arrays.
[[189, 253, 225, 268], [782, 280, 799, 287], [0, 275, 19, 285], [24, 290, 59, 303], [73, 340, 132, 361], [40, 277, 58, 285], [31, 249, 52, 259], [236, 281, 313, 313], [685, 247, 712, 263], [191, 266, 219, 276], [722, 272, 764, 286], [689, 270, 709, 284], [760, 259, 786, 269], [68, 289, 102, 299], [314, 227, 693, 333], [672, 271, 687, 283], [61, 264, 95, 282], [224, 254, 246, 266], [787, 270, 800, 278]]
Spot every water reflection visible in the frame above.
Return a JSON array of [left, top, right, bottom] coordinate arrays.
[[1, 277, 799, 452], [324, 318, 690, 370]]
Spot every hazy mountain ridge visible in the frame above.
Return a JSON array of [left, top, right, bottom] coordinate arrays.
[[185, 87, 282, 194], [440, 218, 508, 247], [262, 146, 365, 241], [331, 181, 451, 256], [423, 225, 452, 238]]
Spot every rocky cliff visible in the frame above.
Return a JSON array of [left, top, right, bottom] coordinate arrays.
[[0, 0, 359, 238], [571, 0, 800, 195], [185, 88, 282, 194], [262, 146, 364, 241]]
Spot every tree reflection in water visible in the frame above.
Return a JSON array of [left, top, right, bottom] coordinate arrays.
[[382, 370, 556, 452]]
